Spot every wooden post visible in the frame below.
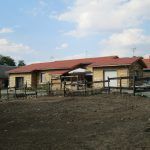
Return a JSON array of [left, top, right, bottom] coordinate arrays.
[[77, 76, 79, 90], [77, 81, 79, 90], [64, 80, 66, 97], [108, 77, 110, 94], [48, 82, 51, 96], [51, 78, 53, 92], [77, 76, 79, 89], [133, 75, 136, 96], [120, 77, 122, 94], [14, 87, 17, 98], [0, 87, 1, 99], [91, 81, 93, 95], [25, 85, 27, 99], [7, 87, 9, 100], [35, 87, 38, 98], [84, 80, 87, 96]]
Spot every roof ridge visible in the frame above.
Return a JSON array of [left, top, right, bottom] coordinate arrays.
[[53, 56, 119, 62]]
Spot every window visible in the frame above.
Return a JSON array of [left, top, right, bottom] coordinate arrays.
[[40, 73, 46, 83]]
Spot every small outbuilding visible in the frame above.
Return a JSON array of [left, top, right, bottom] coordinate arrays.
[[0, 65, 16, 88], [143, 58, 150, 78], [91, 57, 146, 88]]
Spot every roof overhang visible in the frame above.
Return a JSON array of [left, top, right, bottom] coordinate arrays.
[[49, 70, 69, 75], [68, 68, 91, 74], [92, 64, 131, 68]]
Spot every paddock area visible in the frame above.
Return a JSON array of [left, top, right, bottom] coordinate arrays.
[[0, 94, 150, 150]]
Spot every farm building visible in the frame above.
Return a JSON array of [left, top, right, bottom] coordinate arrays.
[[0, 65, 16, 88], [8, 56, 117, 89], [8, 56, 146, 89], [143, 58, 150, 78], [91, 57, 146, 88]]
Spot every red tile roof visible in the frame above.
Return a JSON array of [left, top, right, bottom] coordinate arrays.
[[143, 59, 150, 69], [9, 56, 145, 74], [8, 56, 118, 73], [91, 57, 146, 68]]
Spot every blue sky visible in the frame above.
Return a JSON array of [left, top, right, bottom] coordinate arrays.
[[0, 0, 150, 64]]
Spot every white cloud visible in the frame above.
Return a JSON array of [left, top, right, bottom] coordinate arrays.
[[57, 0, 150, 37], [56, 43, 69, 49], [0, 38, 34, 58], [0, 28, 14, 34], [99, 28, 150, 57]]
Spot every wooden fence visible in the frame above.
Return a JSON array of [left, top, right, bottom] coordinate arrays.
[[107, 76, 150, 96], [0, 76, 150, 100]]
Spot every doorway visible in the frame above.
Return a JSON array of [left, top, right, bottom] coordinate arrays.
[[16, 77, 24, 88], [104, 70, 117, 87]]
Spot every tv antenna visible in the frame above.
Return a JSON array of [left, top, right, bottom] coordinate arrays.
[[132, 48, 136, 57], [50, 56, 55, 61], [85, 50, 88, 58]]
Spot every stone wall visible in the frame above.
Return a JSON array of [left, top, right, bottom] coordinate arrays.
[[37, 71, 51, 84], [117, 68, 129, 87], [129, 61, 144, 86], [93, 68, 104, 88], [93, 67, 130, 88], [9, 73, 32, 87]]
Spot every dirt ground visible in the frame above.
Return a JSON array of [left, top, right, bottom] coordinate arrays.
[[0, 94, 150, 150]]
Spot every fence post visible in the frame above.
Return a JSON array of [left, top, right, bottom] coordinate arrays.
[[120, 77, 122, 94], [77, 81, 79, 90], [7, 87, 9, 100], [25, 85, 27, 99], [64, 80, 66, 97], [133, 75, 136, 96], [0, 88, 1, 99], [108, 77, 110, 94], [50, 79, 53, 92], [35, 86, 38, 98], [14, 87, 17, 98], [48, 82, 51, 96], [91, 81, 93, 95], [84, 80, 87, 96]]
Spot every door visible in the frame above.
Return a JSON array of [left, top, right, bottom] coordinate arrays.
[[105, 70, 117, 87], [16, 77, 24, 88]]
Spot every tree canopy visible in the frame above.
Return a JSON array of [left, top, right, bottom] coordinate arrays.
[[0, 55, 16, 66], [18, 60, 26, 67], [0, 55, 26, 67]]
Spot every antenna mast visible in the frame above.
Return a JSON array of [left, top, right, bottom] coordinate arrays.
[[133, 48, 136, 57], [85, 50, 88, 58]]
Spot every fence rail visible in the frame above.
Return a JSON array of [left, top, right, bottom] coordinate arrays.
[[0, 76, 150, 100]]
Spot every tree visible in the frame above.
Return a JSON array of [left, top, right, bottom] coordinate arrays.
[[18, 60, 26, 67], [0, 55, 16, 66]]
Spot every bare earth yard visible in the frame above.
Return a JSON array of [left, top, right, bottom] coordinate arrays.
[[0, 94, 150, 150]]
